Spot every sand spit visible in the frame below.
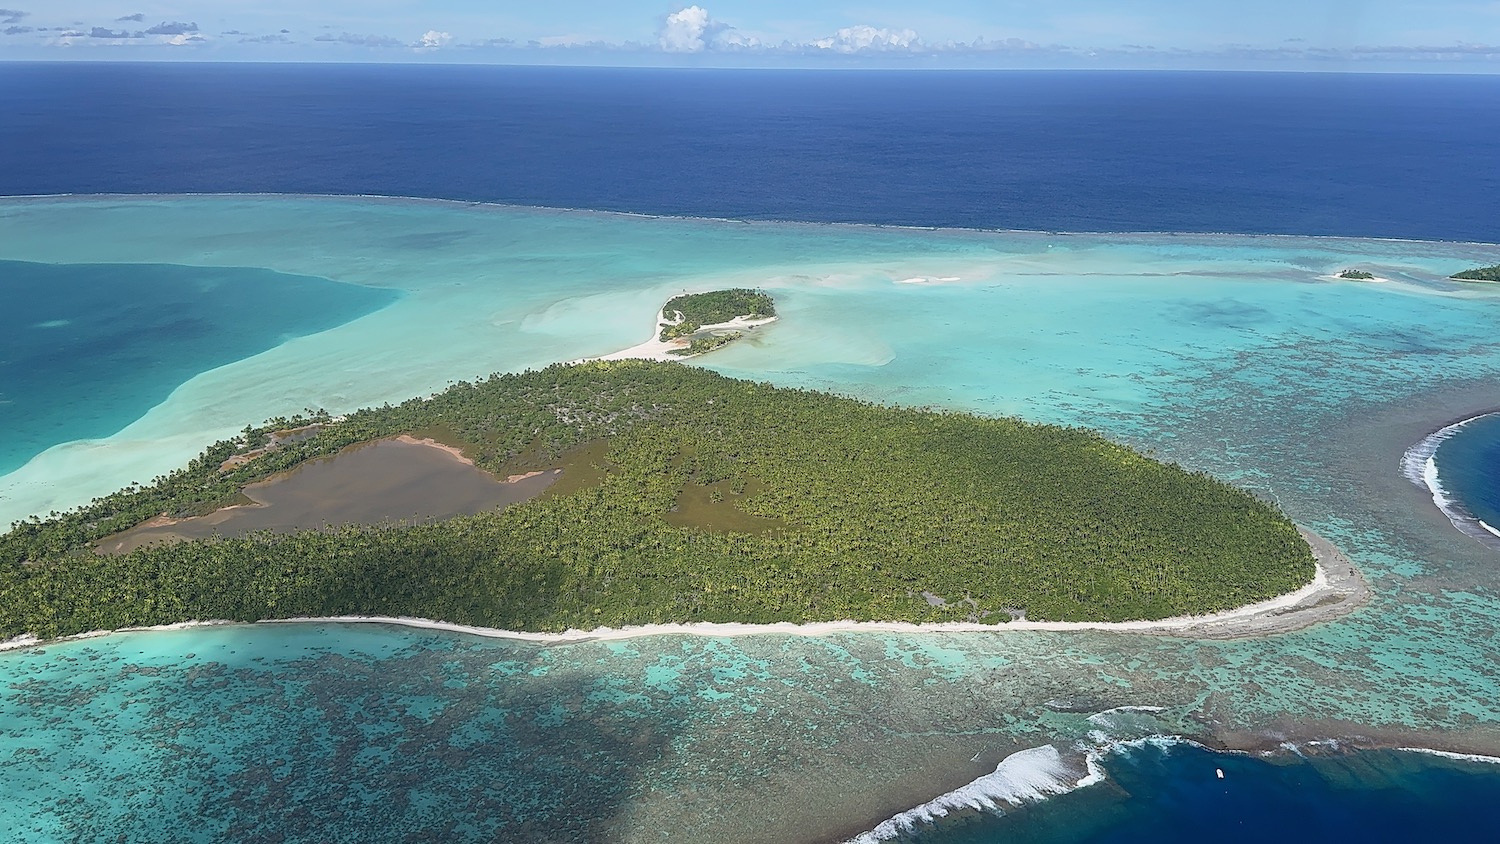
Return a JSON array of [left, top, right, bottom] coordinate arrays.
[[4, 532, 1366, 653], [579, 308, 778, 363], [392, 434, 473, 466]]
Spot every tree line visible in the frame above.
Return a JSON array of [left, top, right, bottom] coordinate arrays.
[[0, 360, 1314, 639]]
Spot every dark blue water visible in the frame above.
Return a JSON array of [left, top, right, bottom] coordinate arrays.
[[0, 260, 395, 479], [931, 743, 1500, 844], [2, 64, 1498, 242], [1432, 412, 1500, 538]]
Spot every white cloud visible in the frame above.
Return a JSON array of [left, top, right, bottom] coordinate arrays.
[[419, 30, 451, 48], [659, 5, 724, 53], [655, 10, 922, 56], [812, 25, 920, 54], [716, 29, 760, 50]]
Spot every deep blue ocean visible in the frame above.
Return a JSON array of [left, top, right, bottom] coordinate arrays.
[[2, 64, 1499, 242], [942, 743, 1500, 844], [1429, 412, 1500, 540], [3, 63, 1500, 844]]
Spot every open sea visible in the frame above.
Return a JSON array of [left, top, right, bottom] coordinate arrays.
[[3, 64, 1500, 844]]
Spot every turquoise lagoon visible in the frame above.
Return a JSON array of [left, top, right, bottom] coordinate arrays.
[[3, 196, 1500, 842], [0, 259, 395, 477]]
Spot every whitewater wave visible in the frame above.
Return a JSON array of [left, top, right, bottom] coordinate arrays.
[[846, 698, 1200, 844], [1399, 747, 1500, 765], [845, 744, 1093, 843], [1401, 411, 1500, 549]]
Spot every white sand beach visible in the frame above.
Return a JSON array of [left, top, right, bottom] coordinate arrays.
[[3, 528, 1363, 653], [257, 531, 1364, 643], [581, 308, 778, 362]]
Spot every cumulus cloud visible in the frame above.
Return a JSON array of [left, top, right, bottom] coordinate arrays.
[[116, 13, 144, 23], [314, 31, 403, 47], [812, 25, 919, 53], [0, 8, 24, 25], [658, 5, 729, 52], [87, 26, 140, 39], [240, 33, 289, 43], [654, 7, 923, 55], [418, 30, 451, 48], [3, 24, 30, 34], [165, 32, 204, 45], [145, 21, 198, 36]]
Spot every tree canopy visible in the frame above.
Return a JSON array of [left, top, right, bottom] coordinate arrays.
[[0, 361, 1314, 640], [1452, 265, 1500, 282]]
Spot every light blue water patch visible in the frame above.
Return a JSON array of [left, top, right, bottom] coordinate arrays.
[[0, 259, 396, 476], [0, 197, 1493, 526]]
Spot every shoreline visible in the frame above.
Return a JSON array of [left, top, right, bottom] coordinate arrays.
[[90, 435, 553, 556], [1317, 271, 1392, 284], [1, 528, 1368, 653], [1400, 409, 1500, 549], [577, 308, 779, 363], [392, 433, 473, 466], [261, 527, 1366, 642]]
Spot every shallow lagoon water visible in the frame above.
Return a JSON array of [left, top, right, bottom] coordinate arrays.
[[4, 196, 1500, 842], [0, 258, 394, 477]]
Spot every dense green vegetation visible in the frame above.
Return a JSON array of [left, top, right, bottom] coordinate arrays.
[[1452, 265, 1500, 282], [1337, 269, 1375, 280], [666, 333, 740, 356], [0, 361, 1314, 640], [664, 288, 776, 324], [659, 288, 775, 341]]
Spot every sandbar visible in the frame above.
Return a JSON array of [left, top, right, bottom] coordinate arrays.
[[580, 308, 778, 363]]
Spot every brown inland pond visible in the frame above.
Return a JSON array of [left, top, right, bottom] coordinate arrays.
[[97, 437, 558, 555]]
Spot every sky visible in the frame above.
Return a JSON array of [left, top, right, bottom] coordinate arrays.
[[1, 1, 1497, 70]]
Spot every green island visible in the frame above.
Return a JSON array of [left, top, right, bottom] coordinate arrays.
[[658, 288, 776, 341], [1451, 264, 1500, 282], [1337, 269, 1376, 280], [0, 360, 1315, 641]]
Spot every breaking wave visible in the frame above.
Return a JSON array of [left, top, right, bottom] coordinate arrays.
[[1401, 412, 1500, 549], [845, 699, 1193, 844], [845, 744, 1097, 843]]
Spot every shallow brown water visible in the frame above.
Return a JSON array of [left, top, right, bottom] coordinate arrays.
[[663, 478, 787, 534], [98, 438, 557, 554]]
